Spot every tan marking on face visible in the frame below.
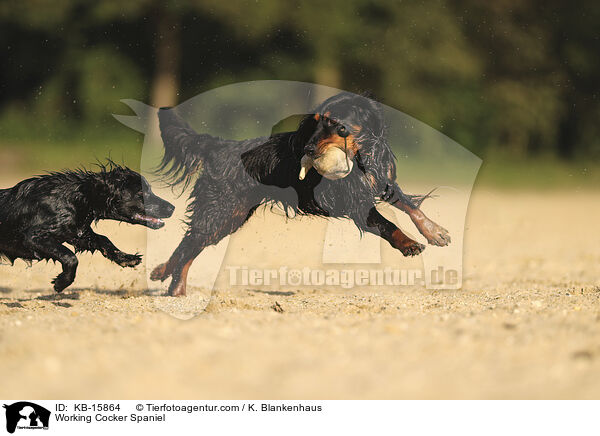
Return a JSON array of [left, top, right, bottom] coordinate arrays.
[[315, 123, 362, 156], [315, 133, 359, 158]]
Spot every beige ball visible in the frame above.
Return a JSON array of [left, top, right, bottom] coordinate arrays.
[[299, 147, 353, 181]]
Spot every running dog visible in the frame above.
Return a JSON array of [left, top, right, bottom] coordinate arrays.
[[151, 92, 450, 296], [0, 163, 175, 292]]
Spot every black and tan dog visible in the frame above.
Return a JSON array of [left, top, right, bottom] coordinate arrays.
[[151, 92, 451, 296], [0, 163, 174, 292]]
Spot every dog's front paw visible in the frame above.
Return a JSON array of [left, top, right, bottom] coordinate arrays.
[[52, 273, 73, 293], [150, 263, 170, 281], [399, 240, 425, 257], [425, 224, 451, 247], [416, 216, 451, 247], [115, 253, 142, 268]]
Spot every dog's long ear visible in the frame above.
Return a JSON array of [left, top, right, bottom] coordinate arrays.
[[356, 135, 395, 189], [354, 97, 394, 191], [294, 113, 319, 156], [269, 113, 318, 157], [87, 171, 114, 212]]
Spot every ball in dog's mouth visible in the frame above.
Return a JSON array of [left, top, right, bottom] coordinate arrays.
[[133, 213, 165, 229], [299, 147, 353, 180]]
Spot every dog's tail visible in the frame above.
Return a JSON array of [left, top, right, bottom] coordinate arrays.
[[157, 107, 218, 189]]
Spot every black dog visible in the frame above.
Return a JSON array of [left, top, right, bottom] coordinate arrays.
[[0, 163, 174, 292], [151, 92, 450, 296]]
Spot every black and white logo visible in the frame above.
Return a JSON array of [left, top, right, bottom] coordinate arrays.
[[3, 402, 50, 434]]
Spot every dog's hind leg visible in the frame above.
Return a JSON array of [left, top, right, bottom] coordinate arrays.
[[149, 231, 202, 288], [26, 239, 79, 292], [149, 231, 203, 296], [166, 252, 196, 297], [151, 200, 258, 296]]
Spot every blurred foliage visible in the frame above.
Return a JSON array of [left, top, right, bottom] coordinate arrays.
[[0, 0, 599, 177]]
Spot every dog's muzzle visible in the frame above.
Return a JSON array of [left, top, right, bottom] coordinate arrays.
[[299, 147, 354, 180]]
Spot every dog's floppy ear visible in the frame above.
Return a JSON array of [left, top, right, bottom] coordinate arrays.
[[270, 113, 318, 156], [85, 170, 113, 212], [294, 113, 319, 155], [353, 95, 394, 191], [89, 163, 132, 211]]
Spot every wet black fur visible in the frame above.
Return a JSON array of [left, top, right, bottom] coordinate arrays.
[[0, 163, 175, 292], [155, 92, 429, 295]]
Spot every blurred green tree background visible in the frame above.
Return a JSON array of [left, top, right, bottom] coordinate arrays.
[[0, 0, 598, 185]]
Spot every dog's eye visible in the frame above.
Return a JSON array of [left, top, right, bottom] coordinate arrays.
[[338, 125, 349, 138]]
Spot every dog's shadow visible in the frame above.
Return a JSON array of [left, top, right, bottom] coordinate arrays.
[[1, 289, 85, 307], [36, 287, 164, 298], [249, 289, 296, 297], [0, 287, 166, 307], [35, 291, 81, 301]]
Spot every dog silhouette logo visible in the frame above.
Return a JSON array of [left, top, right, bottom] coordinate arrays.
[[3, 402, 50, 434]]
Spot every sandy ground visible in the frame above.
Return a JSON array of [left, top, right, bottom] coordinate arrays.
[[0, 182, 599, 399]]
